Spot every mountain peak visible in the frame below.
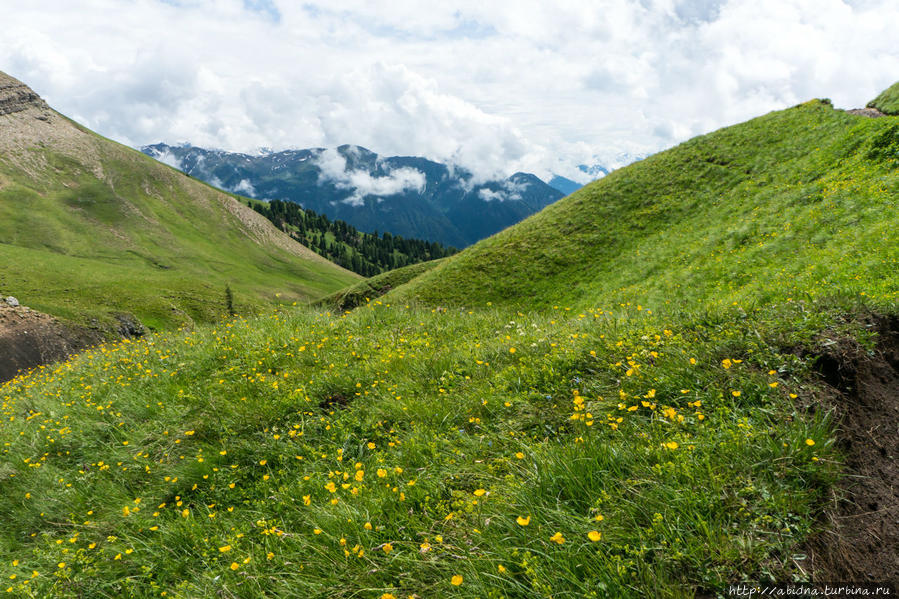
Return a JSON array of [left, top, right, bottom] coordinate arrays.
[[0, 71, 51, 117]]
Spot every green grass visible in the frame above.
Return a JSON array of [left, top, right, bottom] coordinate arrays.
[[0, 298, 861, 598], [868, 80, 899, 115], [0, 121, 358, 332], [318, 258, 446, 310], [1, 90, 898, 598], [389, 100, 898, 311]]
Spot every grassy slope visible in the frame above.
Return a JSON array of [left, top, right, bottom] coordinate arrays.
[[0, 97, 897, 599], [318, 258, 446, 310], [868, 80, 899, 115], [390, 100, 898, 311], [0, 116, 358, 331], [1, 301, 854, 598]]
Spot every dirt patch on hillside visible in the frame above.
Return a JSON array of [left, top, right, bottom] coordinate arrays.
[[804, 315, 899, 585], [0, 303, 103, 383]]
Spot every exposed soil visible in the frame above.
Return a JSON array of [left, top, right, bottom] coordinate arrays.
[[318, 391, 352, 410], [0, 303, 103, 383], [804, 315, 899, 585]]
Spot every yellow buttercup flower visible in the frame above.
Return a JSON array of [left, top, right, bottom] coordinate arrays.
[[451, 575, 463, 586], [588, 530, 602, 542], [516, 515, 530, 526], [549, 532, 565, 544]]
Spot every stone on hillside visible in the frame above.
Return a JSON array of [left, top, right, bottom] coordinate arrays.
[[5, 296, 19, 307]]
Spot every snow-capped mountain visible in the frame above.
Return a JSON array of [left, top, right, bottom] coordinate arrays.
[[142, 143, 564, 248]]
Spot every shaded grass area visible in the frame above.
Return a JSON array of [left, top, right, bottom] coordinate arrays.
[[0, 297, 878, 598]]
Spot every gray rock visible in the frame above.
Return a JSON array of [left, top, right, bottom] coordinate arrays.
[[5, 296, 19, 307]]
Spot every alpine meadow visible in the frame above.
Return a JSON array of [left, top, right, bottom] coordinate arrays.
[[1, 67, 898, 599]]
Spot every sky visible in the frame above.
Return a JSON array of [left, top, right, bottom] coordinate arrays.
[[2, 0, 898, 183]]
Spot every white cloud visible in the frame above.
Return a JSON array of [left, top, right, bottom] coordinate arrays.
[[231, 179, 257, 196], [478, 177, 527, 202], [478, 189, 503, 202], [1, 0, 898, 183], [314, 147, 427, 207], [145, 146, 183, 170]]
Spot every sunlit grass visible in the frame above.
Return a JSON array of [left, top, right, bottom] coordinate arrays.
[[0, 299, 858, 597]]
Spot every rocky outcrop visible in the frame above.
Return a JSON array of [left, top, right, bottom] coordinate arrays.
[[847, 107, 887, 118], [0, 71, 51, 117]]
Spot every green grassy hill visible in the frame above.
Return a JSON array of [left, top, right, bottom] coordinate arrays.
[[0, 83, 897, 598], [868, 80, 899, 115], [0, 71, 358, 333], [318, 258, 446, 311], [389, 98, 898, 311]]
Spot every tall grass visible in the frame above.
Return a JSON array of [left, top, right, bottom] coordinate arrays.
[[0, 298, 859, 597]]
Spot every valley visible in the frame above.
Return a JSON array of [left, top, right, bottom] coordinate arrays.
[[142, 143, 565, 248], [0, 70, 897, 598]]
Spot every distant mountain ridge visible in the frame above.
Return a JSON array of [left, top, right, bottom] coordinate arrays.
[[547, 175, 583, 196], [142, 143, 564, 247]]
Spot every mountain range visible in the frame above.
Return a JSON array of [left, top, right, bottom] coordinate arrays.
[[142, 143, 565, 247]]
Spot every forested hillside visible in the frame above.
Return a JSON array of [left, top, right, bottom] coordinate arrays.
[[250, 199, 457, 276]]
